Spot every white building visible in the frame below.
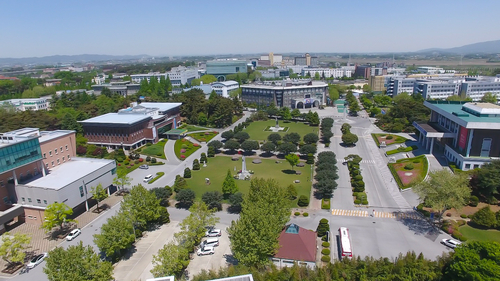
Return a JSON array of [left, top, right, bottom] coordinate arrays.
[[130, 67, 199, 87], [417, 67, 445, 74], [211, 81, 239, 98], [301, 68, 351, 78], [461, 76, 500, 101], [0, 97, 50, 111], [92, 74, 107, 85]]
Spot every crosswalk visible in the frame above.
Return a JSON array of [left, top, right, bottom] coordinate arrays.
[[337, 159, 376, 164], [331, 209, 422, 220]]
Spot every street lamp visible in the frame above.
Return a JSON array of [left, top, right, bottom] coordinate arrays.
[[310, 164, 313, 182]]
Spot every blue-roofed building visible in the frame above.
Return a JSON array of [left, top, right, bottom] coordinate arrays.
[[414, 101, 500, 170]]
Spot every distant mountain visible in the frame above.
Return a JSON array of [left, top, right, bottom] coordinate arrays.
[[418, 39, 500, 54], [0, 54, 150, 66]]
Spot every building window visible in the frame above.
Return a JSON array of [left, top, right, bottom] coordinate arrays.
[[44, 200, 47, 204], [36, 199, 41, 204], [43, 153, 46, 158], [63, 157, 65, 162], [57, 159, 60, 164], [46, 163, 49, 168], [0, 181, 3, 187], [51, 161, 54, 167], [49, 151, 52, 156], [68, 154, 70, 160], [465, 164, 471, 169], [28, 198, 32, 203], [66, 145, 68, 151], [3, 197, 8, 204], [55, 149, 58, 155], [60, 147, 63, 153], [79, 186, 84, 197], [21, 197, 25, 202]]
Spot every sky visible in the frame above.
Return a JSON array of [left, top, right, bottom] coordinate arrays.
[[1, 0, 499, 58]]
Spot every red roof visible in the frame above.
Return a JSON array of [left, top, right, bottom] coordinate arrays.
[[274, 224, 317, 262], [0, 75, 19, 81]]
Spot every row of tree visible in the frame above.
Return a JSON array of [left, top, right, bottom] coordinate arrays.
[[345, 92, 361, 115], [192, 241, 500, 281], [314, 151, 338, 199], [320, 117, 334, 144], [341, 123, 359, 146], [375, 92, 430, 132]]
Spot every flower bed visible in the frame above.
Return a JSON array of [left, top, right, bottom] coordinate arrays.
[[174, 138, 201, 160], [388, 155, 428, 189], [190, 131, 218, 142], [372, 133, 407, 147]]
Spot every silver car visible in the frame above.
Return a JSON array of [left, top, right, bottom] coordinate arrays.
[[197, 246, 215, 256], [66, 228, 81, 241], [27, 253, 48, 269], [441, 238, 461, 249]]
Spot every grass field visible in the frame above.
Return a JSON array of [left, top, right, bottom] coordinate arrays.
[[244, 120, 318, 142], [189, 131, 218, 143], [174, 138, 201, 160], [371, 133, 407, 147], [180, 125, 211, 132], [140, 140, 167, 159], [185, 155, 312, 206], [459, 225, 500, 243]]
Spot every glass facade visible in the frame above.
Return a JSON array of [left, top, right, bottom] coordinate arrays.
[[0, 138, 42, 174]]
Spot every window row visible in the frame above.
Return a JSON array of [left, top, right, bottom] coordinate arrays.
[[21, 197, 48, 205]]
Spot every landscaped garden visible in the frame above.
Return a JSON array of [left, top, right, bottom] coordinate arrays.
[[174, 138, 201, 160], [386, 145, 418, 155], [189, 131, 218, 143], [372, 133, 408, 147], [459, 225, 500, 243], [243, 120, 318, 141], [184, 155, 311, 207], [116, 156, 164, 174], [138, 139, 167, 159], [388, 155, 428, 189], [177, 124, 211, 132]]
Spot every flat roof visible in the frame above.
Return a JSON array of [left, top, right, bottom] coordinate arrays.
[[137, 102, 182, 112], [80, 113, 150, 125], [425, 101, 500, 128], [24, 158, 114, 190], [38, 130, 75, 144], [242, 82, 327, 90]]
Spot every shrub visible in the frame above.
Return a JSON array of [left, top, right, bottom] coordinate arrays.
[[412, 159, 420, 163], [321, 255, 330, 262], [146, 143, 152, 146], [180, 154, 186, 159], [452, 230, 468, 242], [386, 135, 393, 140], [322, 242, 330, 248], [124, 160, 130, 165], [361, 200, 368, 205], [297, 195, 309, 207], [156, 153, 162, 156], [321, 249, 331, 255], [181, 144, 188, 149], [460, 214, 468, 219], [353, 175, 363, 181], [184, 168, 191, 178], [180, 149, 186, 153], [404, 163, 414, 170], [303, 212, 309, 217], [130, 163, 135, 166], [146, 156, 151, 162], [354, 199, 361, 204], [471, 206, 497, 228], [316, 218, 330, 237], [139, 158, 144, 162], [134, 160, 139, 164], [469, 195, 479, 207], [457, 220, 467, 226], [294, 211, 300, 216], [194, 143, 200, 147]]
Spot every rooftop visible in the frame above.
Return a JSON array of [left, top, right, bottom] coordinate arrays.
[[80, 113, 150, 125], [137, 102, 182, 112], [38, 130, 75, 144], [274, 223, 316, 262], [425, 101, 500, 125], [242, 80, 327, 90], [23, 158, 115, 190], [212, 81, 239, 86]]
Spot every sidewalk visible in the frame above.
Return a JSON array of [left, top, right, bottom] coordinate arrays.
[[164, 140, 181, 165], [112, 221, 180, 281]]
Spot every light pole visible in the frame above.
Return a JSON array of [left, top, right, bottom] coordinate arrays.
[[310, 164, 313, 182]]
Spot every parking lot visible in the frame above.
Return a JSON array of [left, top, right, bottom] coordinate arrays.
[[186, 223, 233, 278]]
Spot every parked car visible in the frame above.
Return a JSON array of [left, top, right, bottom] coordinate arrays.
[[197, 246, 215, 256], [441, 238, 461, 249], [143, 174, 153, 182], [27, 253, 48, 269], [201, 237, 219, 247], [205, 228, 222, 237], [66, 228, 81, 241], [139, 164, 149, 169]]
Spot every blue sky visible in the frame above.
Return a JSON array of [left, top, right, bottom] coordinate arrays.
[[1, 0, 499, 57]]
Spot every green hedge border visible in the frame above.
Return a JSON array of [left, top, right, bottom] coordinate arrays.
[[386, 145, 418, 155], [148, 172, 165, 184], [371, 133, 408, 147], [388, 155, 428, 190], [321, 198, 331, 210]]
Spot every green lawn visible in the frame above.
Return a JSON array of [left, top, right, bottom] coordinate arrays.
[[372, 133, 408, 147], [179, 125, 211, 132], [459, 225, 500, 243], [189, 131, 218, 143], [244, 120, 318, 142], [174, 138, 201, 160], [140, 140, 167, 159], [185, 156, 312, 207]]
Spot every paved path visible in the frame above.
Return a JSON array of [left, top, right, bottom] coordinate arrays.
[[331, 209, 422, 220], [164, 140, 181, 165]]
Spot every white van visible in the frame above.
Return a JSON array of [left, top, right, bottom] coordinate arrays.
[[201, 237, 219, 247], [143, 174, 153, 182]]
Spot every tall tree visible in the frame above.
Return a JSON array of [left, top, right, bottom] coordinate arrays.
[[278, 142, 297, 155], [444, 241, 500, 280], [150, 242, 189, 278], [228, 178, 290, 267], [285, 153, 300, 171], [473, 160, 500, 197], [413, 170, 470, 223], [93, 210, 135, 260], [113, 170, 131, 191], [222, 169, 238, 196], [480, 92, 497, 104], [90, 183, 108, 212], [202, 191, 223, 211], [121, 184, 169, 230], [41, 202, 74, 233], [0, 232, 31, 266], [174, 202, 220, 251]]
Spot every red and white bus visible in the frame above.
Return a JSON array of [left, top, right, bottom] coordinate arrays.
[[339, 227, 353, 259]]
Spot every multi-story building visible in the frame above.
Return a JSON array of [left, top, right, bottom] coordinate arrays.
[[460, 76, 500, 101], [294, 53, 318, 67], [368, 76, 386, 93], [301, 68, 352, 79], [417, 67, 445, 74], [0, 128, 115, 229], [241, 79, 327, 108], [354, 65, 371, 79], [391, 78, 416, 96], [0, 97, 50, 111], [130, 67, 199, 87], [415, 79, 462, 100], [211, 81, 239, 98], [206, 60, 248, 81], [80, 102, 182, 150], [414, 101, 500, 171], [91, 81, 140, 96]]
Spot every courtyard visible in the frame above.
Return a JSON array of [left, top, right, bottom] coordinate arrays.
[[185, 155, 312, 206], [243, 120, 318, 141]]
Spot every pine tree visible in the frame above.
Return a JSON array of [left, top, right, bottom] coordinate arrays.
[[222, 170, 238, 196]]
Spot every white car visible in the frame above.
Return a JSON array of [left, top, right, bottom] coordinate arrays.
[[441, 238, 461, 249], [205, 228, 221, 237], [66, 228, 81, 241], [197, 246, 215, 256], [27, 253, 48, 269]]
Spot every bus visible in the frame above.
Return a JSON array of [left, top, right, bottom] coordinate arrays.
[[339, 227, 352, 259]]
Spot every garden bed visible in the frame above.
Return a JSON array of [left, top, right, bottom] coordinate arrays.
[[264, 126, 289, 132], [321, 198, 331, 210], [139, 140, 167, 159], [174, 138, 201, 160], [148, 172, 165, 184], [372, 133, 407, 147], [189, 131, 218, 142], [386, 145, 418, 155], [388, 155, 428, 189]]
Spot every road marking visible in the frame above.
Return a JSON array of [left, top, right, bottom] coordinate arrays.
[[331, 209, 422, 220], [337, 159, 376, 164]]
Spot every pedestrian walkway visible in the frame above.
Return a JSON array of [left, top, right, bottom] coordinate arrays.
[[164, 139, 181, 165], [331, 209, 422, 220], [337, 159, 376, 164]]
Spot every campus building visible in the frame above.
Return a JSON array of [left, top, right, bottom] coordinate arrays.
[[130, 67, 199, 87], [301, 68, 352, 79], [80, 102, 181, 150], [91, 81, 140, 96], [294, 53, 318, 67], [206, 60, 248, 81], [0, 128, 116, 230], [241, 79, 327, 108], [271, 224, 317, 269], [211, 81, 239, 98], [414, 101, 500, 171], [0, 97, 51, 111]]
